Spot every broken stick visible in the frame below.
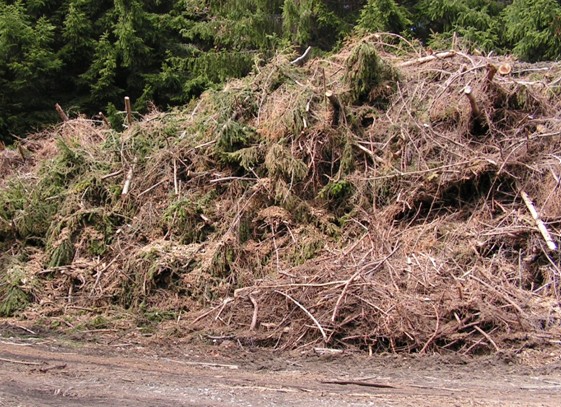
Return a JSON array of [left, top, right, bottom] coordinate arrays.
[[55, 103, 69, 122], [463, 85, 482, 119], [463, 85, 489, 135], [275, 290, 328, 342], [249, 293, 259, 331], [0, 357, 42, 366], [325, 90, 342, 126], [486, 64, 498, 83], [121, 158, 137, 196], [99, 112, 111, 128], [520, 190, 558, 251], [38, 364, 67, 373], [320, 380, 396, 389], [290, 46, 312, 66], [124, 96, 133, 126], [122, 167, 134, 196], [173, 158, 179, 195], [397, 51, 456, 68]]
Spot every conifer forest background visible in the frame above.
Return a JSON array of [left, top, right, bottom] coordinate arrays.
[[1, 0, 560, 143]]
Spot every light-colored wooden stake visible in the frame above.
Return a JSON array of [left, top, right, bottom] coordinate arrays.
[[325, 90, 342, 126], [520, 190, 558, 251], [121, 158, 137, 196], [122, 168, 133, 196], [124, 96, 133, 126], [99, 112, 111, 128], [463, 85, 482, 119], [55, 103, 69, 122]]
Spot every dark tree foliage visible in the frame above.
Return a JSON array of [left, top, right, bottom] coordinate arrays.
[[502, 0, 561, 62], [282, 0, 363, 49], [0, 1, 62, 142], [416, 0, 504, 50], [357, 0, 412, 34], [153, 0, 285, 106], [0, 0, 289, 140], [1, 0, 561, 142]]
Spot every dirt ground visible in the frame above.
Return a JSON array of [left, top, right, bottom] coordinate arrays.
[[0, 325, 560, 406]]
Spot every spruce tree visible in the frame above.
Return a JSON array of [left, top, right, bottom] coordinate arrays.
[[0, 1, 61, 141], [149, 0, 284, 105], [357, 0, 412, 35], [3, 0, 561, 141], [502, 0, 561, 61], [417, 0, 503, 51], [113, 0, 150, 68], [282, 0, 354, 48]]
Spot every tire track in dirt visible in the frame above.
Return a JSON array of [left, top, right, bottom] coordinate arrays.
[[1, 341, 561, 406]]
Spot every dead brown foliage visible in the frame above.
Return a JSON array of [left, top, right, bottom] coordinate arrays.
[[2, 35, 560, 354]]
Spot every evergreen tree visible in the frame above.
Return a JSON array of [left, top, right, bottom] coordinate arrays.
[[148, 0, 284, 106], [2, 0, 561, 141], [357, 0, 412, 35], [81, 32, 121, 103], [0, 1, 61, 142], [113, 0, 150, 68], [417, 0, 503, 51], [60, 0, 102, 104], [502, 0, 561, 61], [61, 1, 185, 116], [282, 0, 356, 48]]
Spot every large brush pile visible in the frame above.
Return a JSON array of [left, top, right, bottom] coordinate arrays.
[[1, 34, 560, 353]]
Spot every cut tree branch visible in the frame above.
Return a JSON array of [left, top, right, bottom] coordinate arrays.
[[55, 103, 69, 122], [121, 158, 137, 196], [520, 190, 558, 251], [290, 46, 312, 66], [99, 112, 111, 128], [397, 51, 456, 68], [124, 96, 133, 126], [463, 85, 481, 119], [486, 64, 498, 83], [249, 293, 259, 331], [275, 290, 328, 342], [325, 90, 342, 126]]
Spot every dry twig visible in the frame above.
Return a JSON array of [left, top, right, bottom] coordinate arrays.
[[274, 290, 328, 342], [520, 190, 558, 251]]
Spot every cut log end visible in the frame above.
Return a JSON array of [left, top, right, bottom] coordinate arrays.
[[55, 103, 69, 122], [325, 90, 342, 127], [124, 96, 133, 126], [463, 86, 480, 118], [486, 64, 498, 83]]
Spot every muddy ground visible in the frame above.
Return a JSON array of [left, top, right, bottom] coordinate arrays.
[[0, 325, 560, 406]]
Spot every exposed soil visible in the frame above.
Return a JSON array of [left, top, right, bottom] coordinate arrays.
[[1, 327, 561, 406]]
